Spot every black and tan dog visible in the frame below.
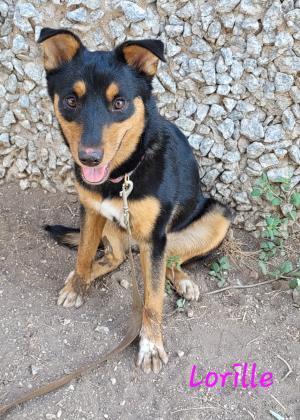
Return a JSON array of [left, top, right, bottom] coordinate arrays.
[[38, 28, 231, 374]]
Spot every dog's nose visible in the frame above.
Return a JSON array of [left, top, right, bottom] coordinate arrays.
[[78, 148, 104, 167]]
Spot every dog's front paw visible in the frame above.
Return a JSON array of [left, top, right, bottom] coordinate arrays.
[[176, 278, 200, 301], [57, 271, 86, 308], [137, 332, 168, 374]]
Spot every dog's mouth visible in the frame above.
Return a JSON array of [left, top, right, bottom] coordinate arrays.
[[81, 164, 109, 185]]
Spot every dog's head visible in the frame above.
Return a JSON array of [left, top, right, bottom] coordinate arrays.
[[38, 28, 165, 185]]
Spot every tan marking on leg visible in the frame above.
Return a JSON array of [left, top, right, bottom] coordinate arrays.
[[73, 80, 86, 97], [105, 82, 119, 102], [137, 242, 168, 374], [57, 208, 105, 308], [90, 221, 127, 279]]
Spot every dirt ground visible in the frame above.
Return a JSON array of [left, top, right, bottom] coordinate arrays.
[[0, 183, 299, 420]]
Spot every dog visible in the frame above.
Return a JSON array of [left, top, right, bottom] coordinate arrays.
[[38, 28, 231, 374]]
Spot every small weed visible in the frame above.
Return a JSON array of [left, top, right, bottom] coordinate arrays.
[[176, 297, 186, 311], [209, 256, 231, 288], [167, 255, 181, 270], [251, 174, 300, 292]]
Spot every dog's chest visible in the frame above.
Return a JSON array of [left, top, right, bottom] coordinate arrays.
[[91, 198, 125, 228]]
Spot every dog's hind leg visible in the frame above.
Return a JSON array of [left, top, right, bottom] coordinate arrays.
[[166, 201, 231, 301]]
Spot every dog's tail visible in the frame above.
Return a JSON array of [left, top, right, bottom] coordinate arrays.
[[44, 224, 80, 249]]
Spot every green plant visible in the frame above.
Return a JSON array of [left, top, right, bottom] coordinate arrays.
[[251, 174, 300, 289], [209, 256, 231, 288]]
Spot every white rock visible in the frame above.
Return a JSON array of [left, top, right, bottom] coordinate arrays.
[[264, 125, 283, 143], [215, 0, 241, 13], [67, 7, 88, 22], [18, 3, 37, 18], [3, 111, 16, 127], [120, 1, 146, 23], [274, 72, 294, 93], [247, 142, 265, 159], [24, 62, 43, 84], [188, 134, 200, 150], [240, 118, 264, 140], [289, 145, 300, 165], [201, 60, 216, 85], [220, 170, 237, 183], [202, 169, 219, 186], [263, 1, 283, 32], [176, 117, 195, 133], [199, 137, 214, 156], [209, 104, 226, 119], [218, 118, 234, 139], [12, 34, 28, 54], [196, 104, 209, 122], [267, 167, 294, 182], [275, 32, 294, 48], [222, 151, 241, 163], [246, 34, 261, 56], [259, 153, 279, 169]]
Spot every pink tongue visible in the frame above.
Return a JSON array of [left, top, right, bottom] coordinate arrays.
[[82, 165, 108, 183]]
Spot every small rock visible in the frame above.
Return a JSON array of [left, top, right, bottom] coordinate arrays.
[[222, 151, 241, 163], [247, 142, 265, 159], [215, 0, 240, 13], [275, 32, 294, 48], [12, 34, 28, 54], [199, 137, 214, 156], [176, 117, 195, 133], [20, 179, 30, 190], [187, 308, 194, 318], [120, 278, 129, 289], [177, 350, 184, 358], [30, 365, 39, 376], [18, 3, 37, 18], [264, 125, 283, 143], [288, 145, 300, 165], [3, 111, 16, 127], [274, 72, 294, 93], [240, 118, 264, 141], [196, 104, 209, 122], [110, 377, 117, 385], [218, 118, 234, 139], [292, 289, 300, 306], [220, 170, 237, 184], [209, 104, 226, 119], [259, 153, 279, 169], [120, 1, 146, 23], [95, 325, 110, 333], [202, 169, 219, 187], [67, 7, 88, 23], [24, 62, 43, 84], [267, 167, 294, 182]]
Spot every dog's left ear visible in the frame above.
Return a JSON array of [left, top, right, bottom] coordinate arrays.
[[37, 27, 83, 72], [115, 39, 166, 77]]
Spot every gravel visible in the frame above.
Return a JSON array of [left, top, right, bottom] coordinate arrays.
[[1, 0, 300, 230]]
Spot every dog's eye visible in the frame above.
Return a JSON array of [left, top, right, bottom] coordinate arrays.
[[64, 95, 77, 109], [112, 97, 127, 112]]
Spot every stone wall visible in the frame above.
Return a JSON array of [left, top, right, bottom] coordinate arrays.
[[0, 0, 300, 229]]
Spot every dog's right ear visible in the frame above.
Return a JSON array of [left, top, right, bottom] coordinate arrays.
[[37, 28, 83, 72]]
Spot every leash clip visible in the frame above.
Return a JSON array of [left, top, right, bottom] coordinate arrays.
[[120, 174, 133, 234]]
